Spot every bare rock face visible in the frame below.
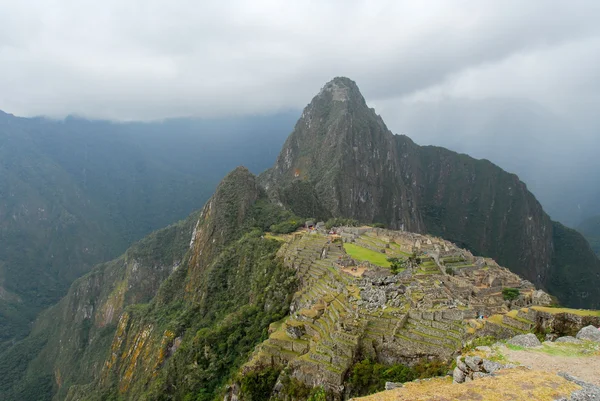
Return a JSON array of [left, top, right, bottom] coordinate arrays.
[[508, 333, 542, 348], [576, 325, 600, 342]]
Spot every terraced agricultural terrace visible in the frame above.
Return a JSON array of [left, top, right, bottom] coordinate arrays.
[[236, 225, 592, 396]]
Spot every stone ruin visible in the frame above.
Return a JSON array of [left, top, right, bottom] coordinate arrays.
[[235, 226, 555, 398]]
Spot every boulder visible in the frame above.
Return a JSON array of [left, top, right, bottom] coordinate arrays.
[[384, 382, 403, 390], [456, 356, 468, 372], [452, 367, 465, 384], [464, 356, 482, 372], [554, 336, 582, 344], [482, 359, 503, 374], [507, 333, 541, 348], [575, 325, 600, 342]]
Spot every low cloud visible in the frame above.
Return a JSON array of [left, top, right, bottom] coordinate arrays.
[[1, 0, 599, 223]]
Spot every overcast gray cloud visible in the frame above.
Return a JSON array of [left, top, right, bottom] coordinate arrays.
[[1, 0, 598, 120], [1, 0, 599, 224]]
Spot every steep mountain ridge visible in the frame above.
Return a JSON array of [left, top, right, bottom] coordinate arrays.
[[261, 77, 600, 308], [0, 167, 299, 401]]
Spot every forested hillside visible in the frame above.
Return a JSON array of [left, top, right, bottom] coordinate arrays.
[[0, 110, 295, 346]]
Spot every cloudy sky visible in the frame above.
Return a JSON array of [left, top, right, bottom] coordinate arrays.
[[1, 0, 599, 223]]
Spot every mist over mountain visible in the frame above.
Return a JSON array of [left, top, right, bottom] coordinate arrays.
[[0, 110, 295, 346]]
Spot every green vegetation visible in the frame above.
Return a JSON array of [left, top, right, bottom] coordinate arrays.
[[502, 288, 521, 301], [240, 368, 281, 401], [308, 387, 327, 401], [270, 218, 303, 234], [0, 213, 200, 401], [279, 375, 312, 399], [349, 359, 416, 396], [344, 243, 391, 267], [387, 257, 407, 274], [139, 234, 296, 401], [462, 336, 498, 352], [348, 358, 450, 397], [533, 341, 600, 357], [0, 111, 296, 348], [277, 181, 332, 222], [0, 169, 303, 401]]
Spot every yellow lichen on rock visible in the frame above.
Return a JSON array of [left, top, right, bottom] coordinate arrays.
[[101, 312, 131, 385], [118, 324, 154, 393], [153, 329, 176, 375]]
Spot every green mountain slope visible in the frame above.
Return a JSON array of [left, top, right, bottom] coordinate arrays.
[[0, 167, 299, 401], [261, 77, 600, 308], [578, 216, 600, 256], [0, 111, 295, 347]]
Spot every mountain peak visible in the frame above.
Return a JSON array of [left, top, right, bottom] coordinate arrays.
[[318, 76, 361, 103], [312, 77, 368, 109]]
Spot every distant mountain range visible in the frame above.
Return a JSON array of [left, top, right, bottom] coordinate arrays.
[[0, 111, 295, 346]]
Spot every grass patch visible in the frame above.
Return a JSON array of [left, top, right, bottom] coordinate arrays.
[[505, 310, 534, 324], [264, 233, 288, 242], [343, 243, 392, 267], [531, 306, 600, 317], [534, 342, 600, 357]]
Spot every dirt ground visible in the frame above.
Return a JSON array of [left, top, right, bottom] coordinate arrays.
[[504, 346, 600, 386]]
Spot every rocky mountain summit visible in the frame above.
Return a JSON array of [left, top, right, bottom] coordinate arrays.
[[261, 77, 600, 309]]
